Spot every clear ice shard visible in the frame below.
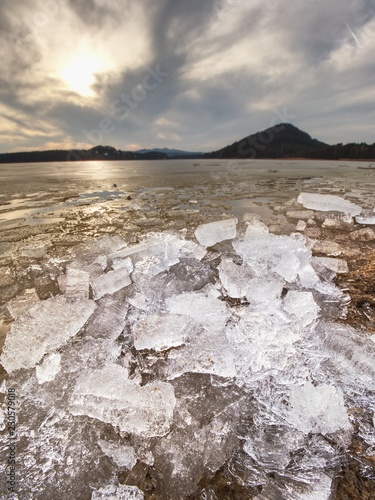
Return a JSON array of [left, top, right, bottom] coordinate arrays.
[[194, 218, 237, 247], [218, 257, 254, 298], [312, 240, 343, 256], [166, 287, 229, 331], [355, 214, 375, 225], [0, 295, 96, 373], [312, 256, 348, 274], [6, 288, 39, 319], [254, 473, 333, 500], [166, 329, 237, 379], [133, 313, 197, 351], [283, 291, 320, 328], [111, 256, 134, 273], [179, 239, 207, 260], [65, 267, 90, 300], [297, 192, 362, 216], [97, 440, 137, 469], [233, 223, 311, 283], [316, 321, 375, 391], [91, 484, 144, 500], [244, 219, 269, 238], [69, 364, 176, 437], [243, 425, 304, 470], [35, 353, 61, 384], [226, 307, 302, 382], [91, 267, 132, 300], [245, 277, 284, 308], [287, 382, 351, 435]]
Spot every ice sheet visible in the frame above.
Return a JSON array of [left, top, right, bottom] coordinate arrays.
[[297, 192, 362, 216]]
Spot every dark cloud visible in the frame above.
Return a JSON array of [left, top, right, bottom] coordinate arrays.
[[0, 0, 375, 152]]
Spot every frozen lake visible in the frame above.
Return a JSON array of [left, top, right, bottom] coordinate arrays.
[[0, 159, 375, 499]]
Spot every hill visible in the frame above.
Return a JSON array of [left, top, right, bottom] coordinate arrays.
[[0, 146, 169, 164], [206, 123, 375, 160], [206, 123, 328, 159]]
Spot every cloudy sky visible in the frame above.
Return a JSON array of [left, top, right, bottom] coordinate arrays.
[[0, 0, 374, 153]]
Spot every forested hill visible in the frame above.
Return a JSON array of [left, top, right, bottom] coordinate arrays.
[[206, 123, 375, 160], [0, 146, 170, 163]]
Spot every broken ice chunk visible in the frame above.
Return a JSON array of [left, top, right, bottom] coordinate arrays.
[[6, 289, 39, 319], [91, 484, 144, 500], [287, 382, 351, 435], [312, 257, 348, 274], [70, 364, 176, 437], [166, 329, 236, 379], [0, 295, 96, 373], [244, 426, 304, 470], [226, 307, 303, 381], [244, 219, 269, 239], [297, 193, 362, 216], [298, 264, 320, 288], [194, 218, 237, 247], [355, 214, 375, 225], [218, 258, 254, 298], [97, 440, 137, 469], [234, 232, 311, 283], [245, 278, 284, 308], [179, 239, 207, 260], [65, 267, 90, 300], [83, 292, 128, 340], [166, 288, 229, 331], [143, 232, 184, 272], [36, 353, 61, 384], [283, 291, 320, 328], [91, 267, 131, 300], [312, 240, 342, 256], [133, 313, 199, 351], [111, 256, 134, 273], [316, 321, 375, 390], [254, 473, 333, 500]]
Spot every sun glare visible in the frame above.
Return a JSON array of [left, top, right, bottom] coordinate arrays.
[[61, 53, 105, 97]]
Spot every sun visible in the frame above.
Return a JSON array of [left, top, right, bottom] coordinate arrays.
[[61, 52, 105, 97]]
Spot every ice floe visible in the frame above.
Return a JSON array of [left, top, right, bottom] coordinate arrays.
[[297, 192, 362, 216]]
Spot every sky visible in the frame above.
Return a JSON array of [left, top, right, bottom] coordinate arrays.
[[0, 0, 374, 153]]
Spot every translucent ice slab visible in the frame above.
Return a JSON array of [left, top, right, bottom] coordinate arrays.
[[70, 364, 176, 437], [1, 296, 96, 372], [297, 192, 362, 216], [91, 267, 132, 300], [194, 218, 237, 247]]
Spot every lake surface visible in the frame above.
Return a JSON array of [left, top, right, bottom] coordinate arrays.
[[1, 159, 375, 498]]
